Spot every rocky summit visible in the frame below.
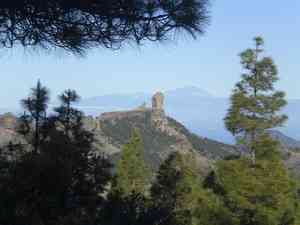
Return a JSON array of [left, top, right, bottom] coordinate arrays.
[[3, 92, 300, 175], [81, 92, 239, 172], [4, 92, 300, 175]]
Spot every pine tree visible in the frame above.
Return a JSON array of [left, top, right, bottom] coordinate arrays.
[[224, 37, 287, 165], [221, 37, 299, 225], [0, 0, 210, 54], [113, 129, 150, 197], [2, 88, 112, 225], [214, 158, 298, 225], [150, 152, 235, 225], [102, 129, 150, 225], [54, 89, 81, 137], [20, 80, 50, 153]]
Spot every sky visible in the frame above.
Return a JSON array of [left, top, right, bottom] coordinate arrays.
[[0, 1, 300, 108]]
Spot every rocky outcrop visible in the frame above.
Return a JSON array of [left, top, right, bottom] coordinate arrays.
[[152, 92, 164, 110], [0, 113, 17, 130], [0, 92, 236, 173], [78, 101, 212, 174], [94, 92, 169, 133], [0, 113, 27, 159], [90, 92, 232, 172], [100, 110, 148, 121]]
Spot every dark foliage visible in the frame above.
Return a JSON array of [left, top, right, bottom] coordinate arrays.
[[20, 80, 50, 153], [1, 80, 300, 225], [101, 192, 151, 225], [0, 87, 112, 225], [0, 0, 210, 54], [54, 89, 82, 136], [203, 171, 225, 196], [150, 152, 192, 225]]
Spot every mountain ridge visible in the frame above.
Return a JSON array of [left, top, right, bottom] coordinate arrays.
[[1, 92, 300, 176], [0, 92, 238, 174], [75, 86, 300, 143]]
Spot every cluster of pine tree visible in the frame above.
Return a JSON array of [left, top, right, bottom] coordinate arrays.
[[0, 37, 300, 225]]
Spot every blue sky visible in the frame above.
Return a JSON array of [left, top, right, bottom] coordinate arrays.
[[0, 0, 300, 108]]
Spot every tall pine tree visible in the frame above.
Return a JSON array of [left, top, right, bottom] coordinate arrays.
[[20, 80, 50, 153], [150, 152, 235, 225], [1, 88, 112, 225], [0, 0, 210, 54], [54, 89, 82, 137], [220, 39, 299, 225], [213, 158, 298, 225], [224, 37, 287, 164], [102, 129, 150, 225], [113, 129, 150, 197]]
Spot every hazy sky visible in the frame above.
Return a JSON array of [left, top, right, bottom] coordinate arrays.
[[1, 1, 300, 108]]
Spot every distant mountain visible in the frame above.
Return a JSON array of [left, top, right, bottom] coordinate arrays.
[[77, 86, 214, 111], [3, 86, 300, 146], [0, 104, 238, 173], [166, 86, 213, 99], [77, 93, 149, 109], [77, 86, 230, 141], [1, 100, 300, 176], [78, 87, 300, 144], [268, 130, 300, 152], [0, 108, 19, 115]]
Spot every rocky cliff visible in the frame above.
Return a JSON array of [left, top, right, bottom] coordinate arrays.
[[0, 93, 238, 172], [3, 93, 300, 176], [3, 96, 300, 177], [0, 113, 21, 147], [81, 92, 237, 171]]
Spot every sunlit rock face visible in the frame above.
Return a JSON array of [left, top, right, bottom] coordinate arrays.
[[0, 113, 18, 146], [152, 92, 164, 111], [0, 113, 17, 130]]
